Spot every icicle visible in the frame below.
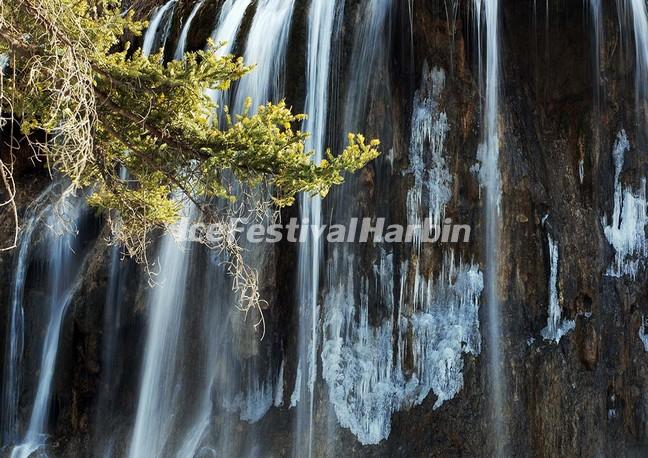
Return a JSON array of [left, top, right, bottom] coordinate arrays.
[[406, 65, 451, 251], [321, 251, 483, 445], [601, 130, 648, 278], [540, 233, 575, 342], [639, 316, 648, 351]]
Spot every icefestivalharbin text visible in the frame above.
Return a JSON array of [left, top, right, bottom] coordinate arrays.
[[168, 217, 472, 244]]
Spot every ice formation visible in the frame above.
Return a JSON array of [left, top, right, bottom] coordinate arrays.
[[321, 250, 483, 445], [639, 316, 648, 352], [540, 233, 575, 342], [406, 65, 451, 250], [601, 130, 648, 278]]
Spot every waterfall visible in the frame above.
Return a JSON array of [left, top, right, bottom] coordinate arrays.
[[204, 0, 253, 111], [342, 0, 391, 130], [231, 0, 296, 113], [93, 167, 132, 458], [94, 240, 130, 458], [11, 194, 89, 458], [174, 5, 266, 455], [588, 0, 603, 102], [0, 216, 33, 446], [130, 1, 294, 454], [128, 11, 203, 455], [319, 0, 391, 446], [474, 0, 506, 454], [1, 185, 54, 446], [141, 0, 176, 57], [173, 1, 204, 60], [588, 0, 603, 174], [127, 203, 197, 458], [174, 254, 232, 457], [627, 0, 648, 130], [292, 0, 337, 455], [210, 0, 252, 52]]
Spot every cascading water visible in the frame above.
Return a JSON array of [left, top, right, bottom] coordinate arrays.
[[130, 2, 295, 454], [1, 185, 54, 446], [292, 0, 337, 455], [128, 11, 202, 456], [141, 0, 176, 57], [127, 203, 197, 458], [0, 218, 33, 447], [588, 0, 603, 176], [626, 0, 648, 131], [321, 12, 484, 440], [320, 0, 391, 446], [342, 0, 391, 131], [209, 0, 252, 53], [11, 194, 89, 458], [474, 0, 506, 454], [588, 0, 603, 102], [93, 167, 132, 458], [173, 1, 203, 60], [204, 0, 253, 112], [91, 12, 169, 457], [174, 5, 268, 455], [231, 0, 296, 113]]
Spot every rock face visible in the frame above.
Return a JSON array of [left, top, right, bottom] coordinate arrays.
[[1, 1, 648, 457]]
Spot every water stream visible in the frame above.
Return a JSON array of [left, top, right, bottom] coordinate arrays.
[[141, 0, 176, 57], [128, 11, 203, 456], [11, 193, 89, 458], [474, 0, 506, 454], [293, 0, 337, 455], [1, 185, 55, 446]]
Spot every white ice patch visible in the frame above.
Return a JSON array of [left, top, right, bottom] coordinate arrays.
[[601, 130, 648, 279], [321, 250, 482, 445], [225, 376, 274, 423], [540, 233, 575, 342], [274, 359, 285, 407], [289, 362, 301, 408], [639, 316, 648, 352], [406, 65, 451, 250], [406, 253, 483, 408]]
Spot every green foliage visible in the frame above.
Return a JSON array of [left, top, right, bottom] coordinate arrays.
[[0, 0, 380, 260]]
